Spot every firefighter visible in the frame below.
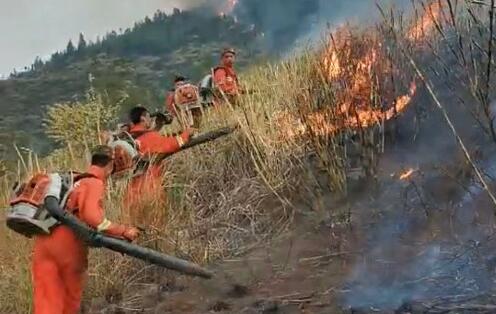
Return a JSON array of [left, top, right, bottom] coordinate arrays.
[[213, 47, 241, 104], [123, 106, 192, 224], [165, 75, 187, 118], [32, 145, 140, 314]]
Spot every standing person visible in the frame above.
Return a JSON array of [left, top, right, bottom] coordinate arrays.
[[213, 47, 241, 105], [32, 145, 140, 314], [123, 106, 192, 224], [165, 75, 187, 117]]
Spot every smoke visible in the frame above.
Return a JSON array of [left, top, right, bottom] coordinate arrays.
[[188, 0, 412, 52], [179, 0, 235, 15], [342, 89, 496, 310], [342, 151, 496, 310], [233, 0, 320, 51]]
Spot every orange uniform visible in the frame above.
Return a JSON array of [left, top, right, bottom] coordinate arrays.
[[32, 166, 129, 314], [124, 124, 190, 224], [213, 66, 239, 96]]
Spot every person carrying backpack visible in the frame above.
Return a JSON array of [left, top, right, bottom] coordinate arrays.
[[212, 47, 241, 105], [165, 75, 187, 118], [123, 106, 193, 224], [31, 145, 140, 314]]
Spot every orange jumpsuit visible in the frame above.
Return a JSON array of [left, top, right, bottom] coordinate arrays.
[[124, 124, 190, 224], [213, 66, 239, 97], [32, 166, 129, 314]]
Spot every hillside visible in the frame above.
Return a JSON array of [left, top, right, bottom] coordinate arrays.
[[0, 8, 266, 159], [3, 1, 496, 313]]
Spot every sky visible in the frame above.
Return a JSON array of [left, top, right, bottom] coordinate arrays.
[[0, 0, 188, 77]]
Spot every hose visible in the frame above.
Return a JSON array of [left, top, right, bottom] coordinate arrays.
[[44, 196, 213, 279]]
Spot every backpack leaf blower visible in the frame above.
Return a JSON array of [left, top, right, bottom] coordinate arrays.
[[43, 196, 213, 279]]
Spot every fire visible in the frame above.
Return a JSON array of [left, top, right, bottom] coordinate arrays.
[[280, 29, 417, 140], [276, 2, 442, 142], [278, 81, 417, 138], [399, 168, 416, 180], [407, 1, 443, 42], [323, 49, 340, 79]]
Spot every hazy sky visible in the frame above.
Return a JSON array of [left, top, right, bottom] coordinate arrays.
[[0, 0, 189, 77]]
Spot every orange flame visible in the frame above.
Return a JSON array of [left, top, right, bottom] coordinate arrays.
[[277, 28, 417, 141], [276, 2, 442, 142], [279, 80, 417, 138], [399, 168, 416, 180], [407, 1, 443, 42], [323, 49, 340, 79]]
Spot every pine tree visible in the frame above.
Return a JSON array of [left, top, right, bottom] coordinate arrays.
[[66, 40, 75, 55], [32, 56, 43, 71], [77, 33, 87, 51]]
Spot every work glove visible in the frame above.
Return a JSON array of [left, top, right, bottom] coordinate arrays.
[[122, 227, 140, 242]]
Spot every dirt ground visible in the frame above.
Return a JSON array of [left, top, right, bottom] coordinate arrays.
[[87, 210, 351, 313]]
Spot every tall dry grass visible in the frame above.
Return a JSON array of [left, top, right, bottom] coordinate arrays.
[[0, 65, 304, 312]]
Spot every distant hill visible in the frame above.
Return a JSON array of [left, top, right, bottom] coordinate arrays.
[[0, 8, 267, 159]]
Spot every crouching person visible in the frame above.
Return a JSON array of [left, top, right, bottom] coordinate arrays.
[[32, 145, 140, 314]]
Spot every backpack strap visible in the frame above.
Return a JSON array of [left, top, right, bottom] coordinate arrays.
[[74, 172, 98, 182], [59, 172, 99, 210]]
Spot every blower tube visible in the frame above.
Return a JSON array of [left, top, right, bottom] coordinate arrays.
[[44, 196, 213, 279]]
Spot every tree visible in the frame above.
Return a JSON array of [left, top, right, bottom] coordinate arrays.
[[32, 56, 44, 71], [66, 40, 75, 55], [77, 33, 87, 51]]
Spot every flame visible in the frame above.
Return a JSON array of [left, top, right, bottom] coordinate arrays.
[[275, 2, 442, 142], [399, 168, 416, 180], [407, 1, 443, 42], [278, 81, 417, 138], [323, 49, 340, 79], [277, 29, 417, 141]]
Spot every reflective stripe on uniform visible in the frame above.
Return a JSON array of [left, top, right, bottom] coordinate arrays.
[[96, 218, 112, 232], [176, 136, 184, 148]]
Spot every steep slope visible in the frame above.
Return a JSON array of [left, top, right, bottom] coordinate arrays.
[[0, 9, 266, 159]]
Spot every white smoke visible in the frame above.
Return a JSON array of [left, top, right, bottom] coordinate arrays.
[[228, 0, 413, 52]]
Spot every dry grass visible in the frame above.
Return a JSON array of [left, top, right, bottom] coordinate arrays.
[[2, 1, 494, 311], [0, 64, 304, 312]]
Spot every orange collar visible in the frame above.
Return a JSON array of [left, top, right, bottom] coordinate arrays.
[[87, 165, 106, 182], [129, 124, 148, 132]]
